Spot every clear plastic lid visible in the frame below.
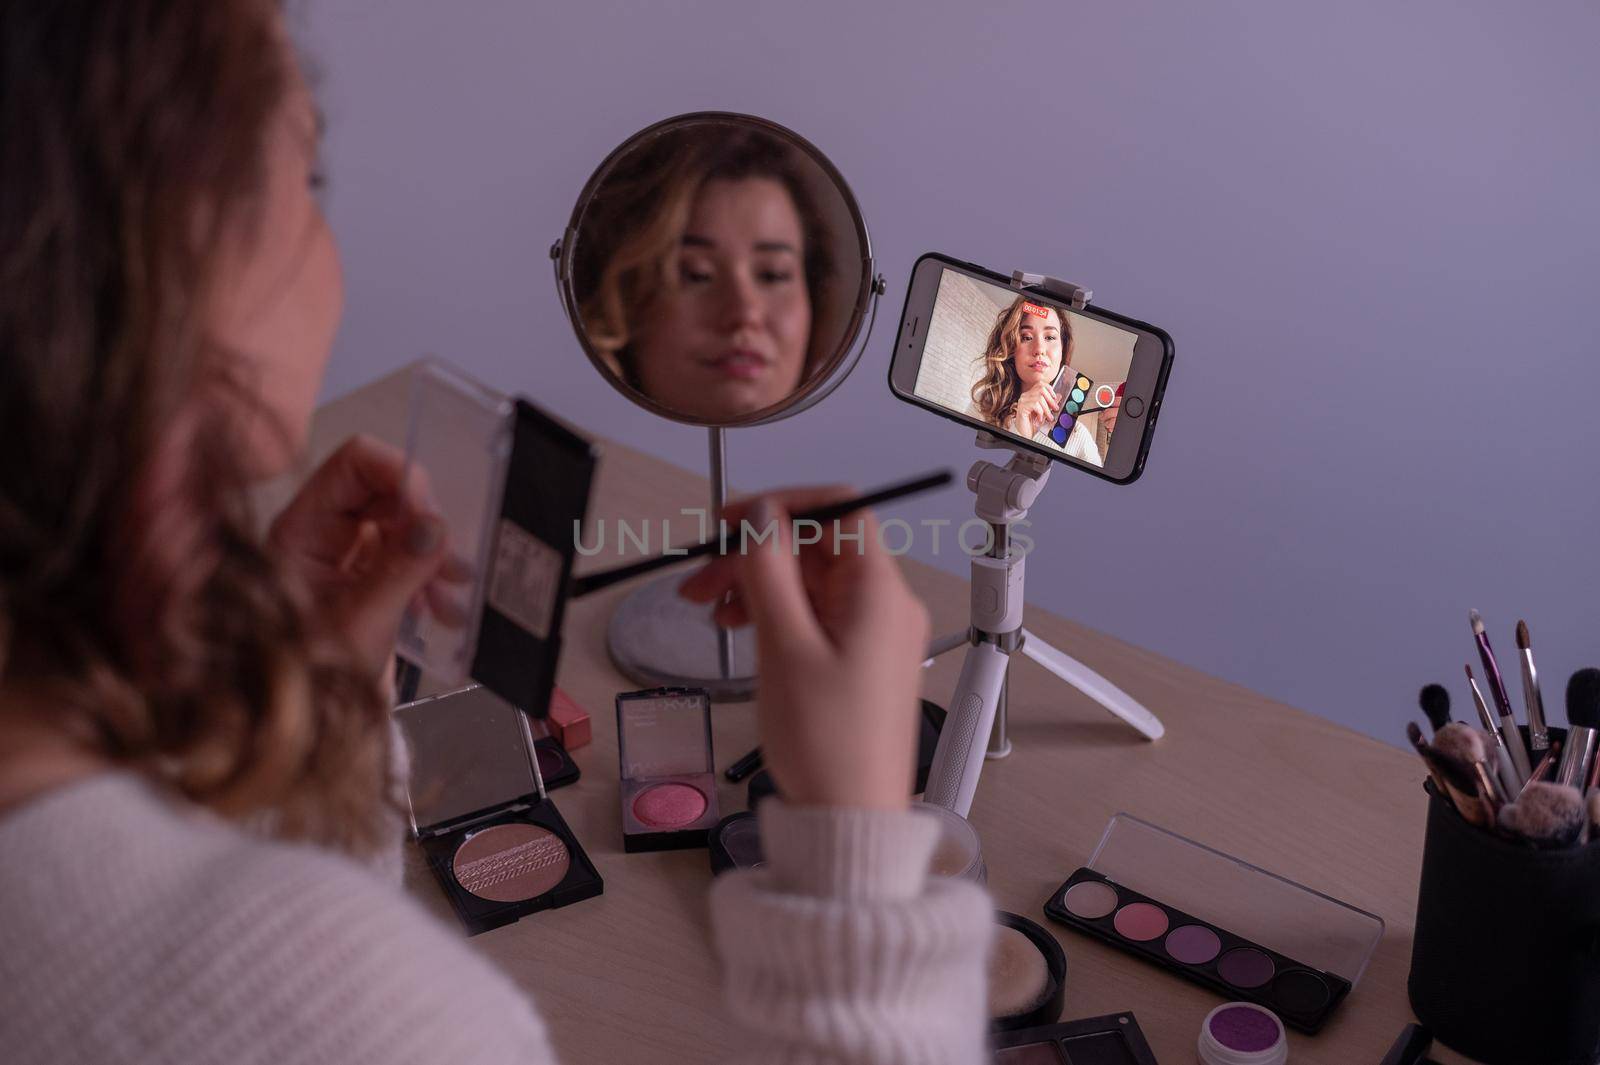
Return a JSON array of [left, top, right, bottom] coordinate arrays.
[[394, 684, 544, 836], [1088, 814, 1385, 987], [616, 689, 714, 780], [395, 361, 514, 684]]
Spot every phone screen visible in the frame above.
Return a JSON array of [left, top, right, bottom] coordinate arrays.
[[909, 266, 1138, 469]]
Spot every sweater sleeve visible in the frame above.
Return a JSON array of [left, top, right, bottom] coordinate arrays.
[[709, 802, 994, 1065]]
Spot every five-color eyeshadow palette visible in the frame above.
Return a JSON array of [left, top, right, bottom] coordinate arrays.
[[1044, 869, 1349, 1033]]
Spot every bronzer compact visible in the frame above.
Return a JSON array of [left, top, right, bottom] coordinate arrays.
[[1043, 814, 1384, 1034], [617, 686, 720, 851], [396, 684, 602, 936]]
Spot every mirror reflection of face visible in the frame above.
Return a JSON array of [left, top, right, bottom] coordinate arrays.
[[1013, 307, 1064, 389], [631, 177, 812, 420]]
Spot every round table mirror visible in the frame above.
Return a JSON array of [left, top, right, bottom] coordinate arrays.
[[553, 112, 882, 698]]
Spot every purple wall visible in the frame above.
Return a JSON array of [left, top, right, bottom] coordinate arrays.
[[300, 0, 1600, 744]]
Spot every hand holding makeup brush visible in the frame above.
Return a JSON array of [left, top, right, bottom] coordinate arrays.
[[678, 488, 930, 811]]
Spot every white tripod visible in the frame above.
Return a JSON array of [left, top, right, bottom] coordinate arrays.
[[921, 273, 1164, 818]]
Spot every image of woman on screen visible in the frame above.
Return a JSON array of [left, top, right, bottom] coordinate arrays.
[[967, 296, 1116, 467], [574, 126, 840, 422]]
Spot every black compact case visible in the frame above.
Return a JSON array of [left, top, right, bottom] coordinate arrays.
[[397, 685, 602, 936], [1042, 814, 1383, 1035], [1409, 727, 1600, 1065], [993, 1012, 1158, 1064], [395, 362, 599, 717]]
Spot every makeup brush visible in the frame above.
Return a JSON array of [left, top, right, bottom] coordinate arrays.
[[570, 470, 954, 598], [1407, 722, 1459, 812], [1470, 610, 1532, 783], [1555, 668, 1600, 789], [1587, 790, 1600, 837], [1418, 684, 1453, 735], [1499, 781, 1587, 849], [1520, 740, 1561, 798], [1466, 665, 1522, 796], [1516, 620, 1550, 753], [1429, 723, 1497, 826]]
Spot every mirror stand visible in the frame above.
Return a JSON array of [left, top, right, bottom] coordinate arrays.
[[606, 426, 758, 700]]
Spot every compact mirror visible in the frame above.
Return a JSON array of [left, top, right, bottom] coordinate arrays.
[[552, 112, 882, 698]]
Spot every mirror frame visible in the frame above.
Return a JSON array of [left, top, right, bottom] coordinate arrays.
[[552, 111, 877, 429]]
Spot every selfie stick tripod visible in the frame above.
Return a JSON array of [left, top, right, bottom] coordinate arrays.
[[921, 272, 1164, 819]]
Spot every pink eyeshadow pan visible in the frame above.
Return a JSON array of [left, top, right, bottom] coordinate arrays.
[[632, 782, 708, 828], [1112, 902, 1169, 942]]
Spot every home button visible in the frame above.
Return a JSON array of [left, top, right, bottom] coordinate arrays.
[[1124, 396, 1145, 419]]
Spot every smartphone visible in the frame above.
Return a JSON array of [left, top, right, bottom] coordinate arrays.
[[887, 253, 1174, 484]]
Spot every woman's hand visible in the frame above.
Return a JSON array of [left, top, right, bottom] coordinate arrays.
[[266, 435, 464, 681], [678, 488, 930, 811], [1008, 379, 1062, 438]]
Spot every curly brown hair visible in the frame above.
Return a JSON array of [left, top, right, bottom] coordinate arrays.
[[970, 295, 1074, 430], [0, 1, 394, 854]]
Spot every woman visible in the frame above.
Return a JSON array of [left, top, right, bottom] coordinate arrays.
[[0, 4, 989, 1064], [968, 296, 1117, 467], [574, 124, 840, 422]]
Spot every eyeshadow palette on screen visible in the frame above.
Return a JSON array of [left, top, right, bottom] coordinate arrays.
[[1044, 870, 1349, 1033]]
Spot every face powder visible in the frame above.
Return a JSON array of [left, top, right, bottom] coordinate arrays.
[[633, 781, 708, 828], [989, 925, 1050, 1019], [452, 822, 571, 903], [913, 801, 985, 882]]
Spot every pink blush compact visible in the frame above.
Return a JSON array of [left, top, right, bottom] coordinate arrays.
[[616, 687, 720, 852]]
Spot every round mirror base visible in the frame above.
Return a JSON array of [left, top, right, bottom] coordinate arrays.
[[607, 572, 758, 701]]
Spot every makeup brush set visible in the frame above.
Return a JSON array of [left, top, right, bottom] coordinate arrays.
[[1405, 612, 1600, 850], [1405, 612, 1600, 1065]]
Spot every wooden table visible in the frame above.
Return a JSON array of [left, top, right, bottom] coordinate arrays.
[[284, 364, 1468, 1064]]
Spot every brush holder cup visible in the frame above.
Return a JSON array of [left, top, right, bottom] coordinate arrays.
[[1409, 727, 1600, 1065]]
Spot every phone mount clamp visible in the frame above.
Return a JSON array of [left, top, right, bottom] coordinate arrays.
[[920, 271, 1164, 819]]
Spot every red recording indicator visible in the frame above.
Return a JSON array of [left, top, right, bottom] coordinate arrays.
[[1021, 301, 1051, 319]]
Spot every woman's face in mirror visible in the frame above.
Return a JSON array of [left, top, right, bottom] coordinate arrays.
[[1012, 307, 1064, 389], [630, 177, 812, 420]]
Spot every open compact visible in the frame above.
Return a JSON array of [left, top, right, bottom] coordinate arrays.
[[396, 684, 602, 936], [1044, 813, 1384, 1033], [993, 1012, 1159, 1064], [617, 686, 720, 851]]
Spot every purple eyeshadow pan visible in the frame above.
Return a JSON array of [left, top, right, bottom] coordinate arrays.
[[535, 746, 565, 781], [1164, 924, 1222, 965], [1217, 947, 1276, 989]]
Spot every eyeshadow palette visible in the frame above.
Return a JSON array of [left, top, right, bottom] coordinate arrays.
[[1046, 868, 1348, 1032], [1048, 370, 1097, 448], [993, 1012, 1158, 1065], [1042, 814, 1385, 1035]]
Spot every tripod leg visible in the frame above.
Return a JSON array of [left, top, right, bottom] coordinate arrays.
[[922, 629, 969, 667], [1018, 629, 1165, 741], [923, 640, 1010, 816]]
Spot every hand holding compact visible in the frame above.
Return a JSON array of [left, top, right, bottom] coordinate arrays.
[[267, 435, 465, 681]]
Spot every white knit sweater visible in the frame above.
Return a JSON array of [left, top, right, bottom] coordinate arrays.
[[0, 773, 992, 1064]]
